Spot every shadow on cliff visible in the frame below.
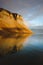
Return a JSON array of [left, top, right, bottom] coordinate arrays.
[[0, 28, 32, 38]]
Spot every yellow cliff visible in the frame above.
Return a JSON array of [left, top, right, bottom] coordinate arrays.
[[0, 8, 32, 33]]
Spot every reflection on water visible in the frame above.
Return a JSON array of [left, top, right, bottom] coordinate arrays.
[[0, 33, 32, 55], [22, 34, 43, 51], [0, 30, 43, 64]]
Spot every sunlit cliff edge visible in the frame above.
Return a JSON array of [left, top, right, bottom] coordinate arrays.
[[0, 8, 32, 34]]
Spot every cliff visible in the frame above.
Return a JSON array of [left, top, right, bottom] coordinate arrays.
[[0, 8, 32, 34]]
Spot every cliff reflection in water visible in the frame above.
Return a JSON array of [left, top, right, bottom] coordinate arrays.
[[0, 33, 32, 55]]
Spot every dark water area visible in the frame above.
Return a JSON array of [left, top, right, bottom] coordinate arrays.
[[0, 30, 43, 65]]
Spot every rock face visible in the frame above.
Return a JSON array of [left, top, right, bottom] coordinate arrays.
[[0, 8, 32, 34]]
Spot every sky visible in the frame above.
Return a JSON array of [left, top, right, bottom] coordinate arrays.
[[0, 0, 43, 27]]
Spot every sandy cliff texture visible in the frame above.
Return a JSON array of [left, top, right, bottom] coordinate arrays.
[[0, 8, 32, 34]]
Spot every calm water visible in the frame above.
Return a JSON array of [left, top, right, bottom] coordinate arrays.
[[0, 30, 43, 65]]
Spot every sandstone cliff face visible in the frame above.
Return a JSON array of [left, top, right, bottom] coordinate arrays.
[[0, 8, 32, 34]]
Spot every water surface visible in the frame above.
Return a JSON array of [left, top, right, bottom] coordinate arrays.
[[0, 30, 43, 65]]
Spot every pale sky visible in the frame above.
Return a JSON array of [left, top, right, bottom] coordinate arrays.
[[0, 0, 43, 27]]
